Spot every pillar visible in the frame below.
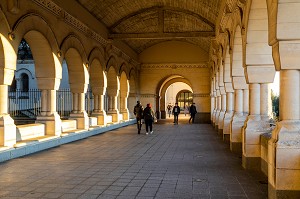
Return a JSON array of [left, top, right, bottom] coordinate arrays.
[[242, 83, 271, 170], [0, 85, 16, 147], [214, 91, 221, 129], [36, 89, 62, 136], [223, 91, 234, 142], [217, 91, 226, 135], [92, 94, 107, 125], [107, 95, 120, 122], [269, 70, 300, 198], [230, 89, 247, 154], [69, 92, 89, 129]]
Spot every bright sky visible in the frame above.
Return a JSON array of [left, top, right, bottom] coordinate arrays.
[[270, 72, 280, 95]]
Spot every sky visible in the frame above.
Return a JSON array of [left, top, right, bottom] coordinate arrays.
[[270, 72, 279, 95]]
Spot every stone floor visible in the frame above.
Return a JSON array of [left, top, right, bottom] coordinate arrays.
[[0, 116, 268, 199]]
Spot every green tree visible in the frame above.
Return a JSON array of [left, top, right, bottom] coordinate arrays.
[[271, 90, 279, 119]]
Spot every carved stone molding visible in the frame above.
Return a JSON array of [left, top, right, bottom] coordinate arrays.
[[141, 63, 208, 69], [193, 93, 210, 97], [31, 0, 138, 64]]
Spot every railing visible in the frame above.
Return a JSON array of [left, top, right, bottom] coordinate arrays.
[[9, 89, 94, 120]]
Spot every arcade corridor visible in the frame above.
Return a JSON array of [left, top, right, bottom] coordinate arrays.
[[0, 119, 267, 199]]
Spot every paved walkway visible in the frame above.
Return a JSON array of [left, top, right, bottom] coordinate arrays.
[[0, 116, 268, 199]]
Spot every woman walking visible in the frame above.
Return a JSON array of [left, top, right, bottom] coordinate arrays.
[[143, 103, 155, 135]]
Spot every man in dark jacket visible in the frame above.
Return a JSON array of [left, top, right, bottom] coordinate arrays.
[[134, 101, 144, 134], [172, 102, 180, 125], [189, 103, 197, 123]]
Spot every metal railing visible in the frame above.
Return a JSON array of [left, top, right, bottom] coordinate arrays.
[[8, 89, 94, 120]]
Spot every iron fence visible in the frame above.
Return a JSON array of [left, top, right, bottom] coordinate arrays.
[[8, 89, 94, 120]]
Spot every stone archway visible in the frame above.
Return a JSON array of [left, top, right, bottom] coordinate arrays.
[[157, 75, 192, 119]]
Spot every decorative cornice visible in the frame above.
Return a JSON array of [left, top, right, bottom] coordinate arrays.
[[140, 94, 157, 98], [31, 0, 139, 64], [141, 63, 208, 69], [193, 93, 210, 97]]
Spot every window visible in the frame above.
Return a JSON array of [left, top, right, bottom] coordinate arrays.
[[20, 73, 29, 92]]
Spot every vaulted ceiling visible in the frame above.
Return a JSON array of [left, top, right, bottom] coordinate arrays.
[[77, 0, 222, 54]]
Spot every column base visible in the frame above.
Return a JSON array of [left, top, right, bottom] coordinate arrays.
[[268, 120, 300, 196], [120, 109, 129, 121], [230, 142, 242, 155], [36, 112, 62, 136], [269, 184, 300, 199], [230, 114, 247, 155], [92, 111, 107, 126], [107, 110, 120, 123], [242, 155, 261, 170], [70, 111, 89, 129], [242, 115, 271, 170], [0, 114, 16, 147], [223, 112, 233, 142], [217, 111, 225, 133]]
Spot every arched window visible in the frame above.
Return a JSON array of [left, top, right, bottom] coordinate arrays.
[[20, 73, 29, 92], [176, 90, 193, 110]]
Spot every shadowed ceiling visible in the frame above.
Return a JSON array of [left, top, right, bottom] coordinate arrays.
[[77, 0, 221, 54]]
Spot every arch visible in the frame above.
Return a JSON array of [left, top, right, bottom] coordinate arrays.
[[243, 0, 275, 83], [232, 25, 244, 77], [107, 66, 119, 96], [89, 58, 106, 95], [88, 47, 106, 68], [156, 75, 193, 119], [21, 31, 62, 90], [60, 34, 88, 63], [61, 35, 89, 93], [12, 14, 62, 89], [106, 54, 118, 72], [223, 45, 231, 84], [0, 10, 17, 85], [119, 71, 129, 99], [12, 13, 60, 59], [128, 68, 137, 119], [118, 62, 129, 77]]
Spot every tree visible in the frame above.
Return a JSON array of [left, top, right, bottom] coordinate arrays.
[[271, 90, 279, 119]]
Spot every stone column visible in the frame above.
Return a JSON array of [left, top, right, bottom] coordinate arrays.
[[214, 91, 221, 129], [0, 85, 16, 147], [243, 88, 249, 115], [36, 89, 62, 136], [269, 69, 300, 198], [223, 91, 234, 142], [107, 95, 120, 122], [92, 94, 107, 125], [230, 89, 243, 152], [242, 83, 268, 170], [211, 92, 216, 122], [217, 89, 226, 135], [120, 95, 129, 121], [69, 92, 89, 130]]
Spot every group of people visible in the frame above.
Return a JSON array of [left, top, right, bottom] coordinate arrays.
[[171, 102, 197, 125], [134, 101, 155, 135], [134, 101, 198, 134]]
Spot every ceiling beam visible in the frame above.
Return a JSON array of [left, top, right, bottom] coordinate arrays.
[[108, 31, 215, 40]]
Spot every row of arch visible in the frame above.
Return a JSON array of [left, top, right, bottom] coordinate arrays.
[[210, 0, 300, 197]]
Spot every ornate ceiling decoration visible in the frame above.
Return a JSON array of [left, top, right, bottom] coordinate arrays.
[[77, 0, 222, 53]]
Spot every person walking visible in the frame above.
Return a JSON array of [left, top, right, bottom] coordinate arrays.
[[172, 102, 180, 125], [134, 101, 144, 134], [167, 103, 172, 118], [143, 103, 155, 135], [189, 103, 197, 124]]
